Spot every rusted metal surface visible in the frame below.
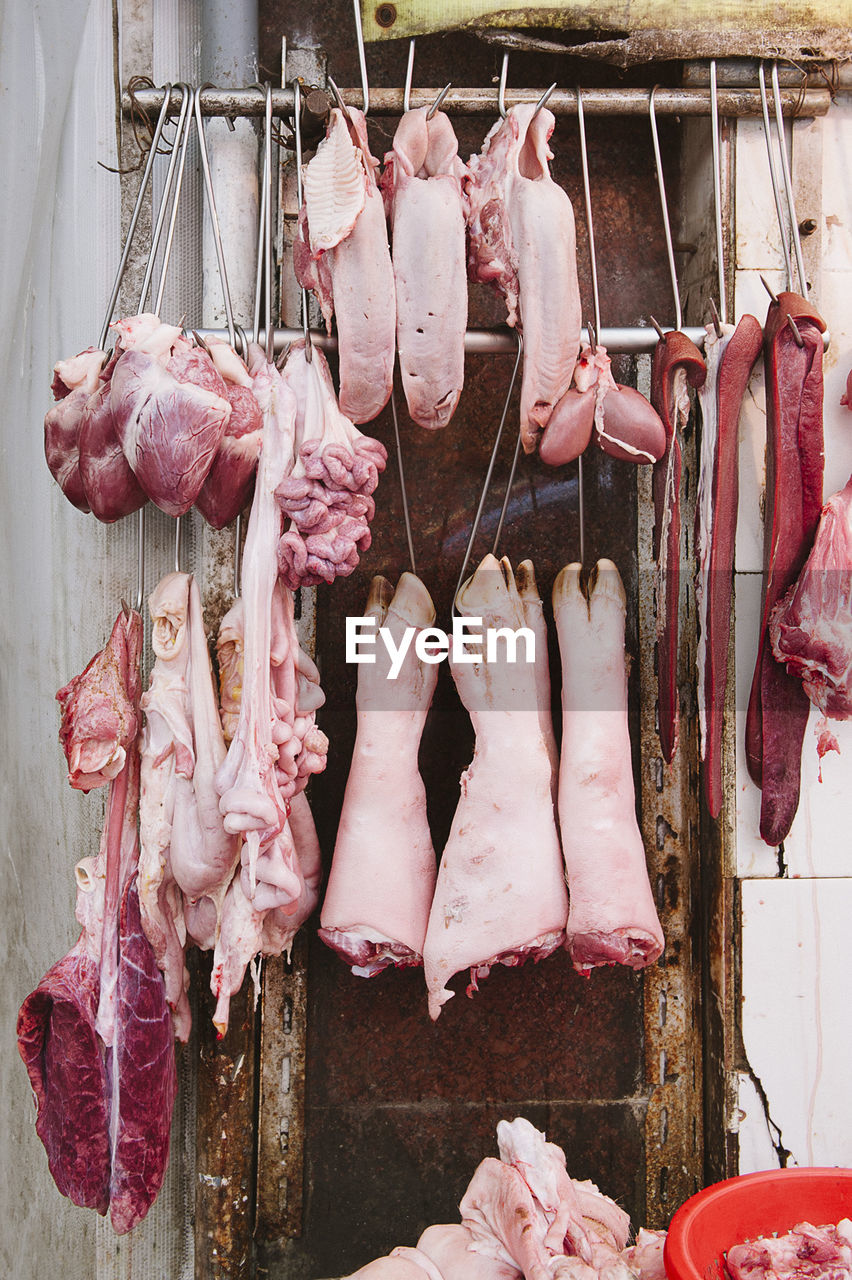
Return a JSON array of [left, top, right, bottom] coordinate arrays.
[[123, 84, 832, 119], [256, 936, 310, 1241], [636, 378, 704, 1226], [193, 951, 258, 1280]]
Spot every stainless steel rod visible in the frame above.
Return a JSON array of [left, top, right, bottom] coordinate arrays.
[[123, 84, 831, 120], [201, 324, 709, 354]]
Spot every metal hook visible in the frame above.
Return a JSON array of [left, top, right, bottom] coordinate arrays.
[[770, 61, 807, 296], [787, 314, 805, 348], [497, 53, 509, 119], [234, 512, 242, 597], [649, 315, 668, 342], [174, 516, 182, 573], [327, 75, 355, 129], [138, 83, 193, 315], [133, 505, 146, 614], [252, 85, 270, 347], [195, 83, 237, 348], [760, 274, 779, 304], [98, 84, 174, 348], [403, 39, 415, 113], [577, 87, 602, 345], [758, 61, 793, 293], [426, 83, 453, 121], [531, 82, 557, 120], [708, 296, 723, 339], [151, 84, 196, 318], [352, 0, 370, 114], [649, 85, 683, 333], [453, 331, 523, 612], [292, 79, 313, 363], [710, 60, 728, 326], [389, 389, 416, 575]]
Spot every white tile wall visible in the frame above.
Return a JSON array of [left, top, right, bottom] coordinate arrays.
[[734, 91, 852, 1171]]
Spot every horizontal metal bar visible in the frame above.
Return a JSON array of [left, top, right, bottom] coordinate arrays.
[[123, 84, 831, 121], [198, 324, 709, 355]]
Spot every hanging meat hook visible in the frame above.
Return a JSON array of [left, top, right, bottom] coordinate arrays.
[[709, 61, 727, 329], [137, 83, 194, 315], [97, 84, 174, 348], [427, 83, 453, 121], [403, 39, 416, 113], [352, 0, 370, 114], [149, 84, 196, 318], [649, 85, 683, 333], [133, 506, 146, 614], [174, 515, 182, 574], [194, 82, 238, 348], [498, 52, 509, 119], [292, 78, 313, 363], [327, 75, 355, 130], [453, 331, 524, 610], [770, 60, 808, 296], [531, 82, 558, 121], [758, 61, 795, 294]]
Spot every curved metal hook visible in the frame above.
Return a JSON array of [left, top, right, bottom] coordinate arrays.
[[498, 52, 509, 119], [292, 79, 313, 363], [426, 83, 453, 121], [531, 81, 557, 120], [758, 61, 793, 292], [453, 330, 523, 614], [403, 39, 415, 113], [352, 0, 370, 114], [709, 61, 728, 326], [770, 60, 807, 296], [195, 83, 237, 348], [138, 81, 193, 312], [133, 505, 146, 614], [649, 84, 682, 333], [151, 84, 196, 317], [577, 86, 602, 342], [98, 83, 174, 347]]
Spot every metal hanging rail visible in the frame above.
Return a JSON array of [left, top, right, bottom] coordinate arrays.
[[123, 83, 831, 120]]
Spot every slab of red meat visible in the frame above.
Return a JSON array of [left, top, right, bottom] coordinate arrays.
[[17, 867, 111, 1216], [695, 315, 763, 818], [108, 876, 177, 1234], [745, 291, 826, 845], [77, 346, 148, 523], [770, 472, 852, 721]]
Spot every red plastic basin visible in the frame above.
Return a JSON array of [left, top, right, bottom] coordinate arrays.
[[664, 1168, 852, 1280]]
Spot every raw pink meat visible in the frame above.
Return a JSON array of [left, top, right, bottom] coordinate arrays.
[[771, 472, 852, 720], [194, 336, 263, 528], [553, 561, 663, 973], [417, 1224, 523, 1280], [44, 346, 105, 513], [77, 346, 148, 523], [467, 104, 581, 453], [620, 1229, 667, 1280], [296, 107, 396, 423], [57, 607, 142, 793], [319, 573, 438, 974], [277, 341, 386, 588], [138, 572, 195, 1041], [726, 1221, 852, 1280], [382, 107, 468, 429], [540, 345, 666, 468], [422, 555, 567, 1019], [109, 316, 232, 516]]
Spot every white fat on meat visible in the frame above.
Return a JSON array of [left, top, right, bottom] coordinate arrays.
[[168, 578, 241, 924], [297, 108, 396, 424], [552, 562, 664, 974], [422, 554, 567, 1020], [319, 572, 439, 975], [467, 105, 581, 453], [383, 107, 468, 429], [138, 572, 194, 1042], [417, 1224, 522, 1280]]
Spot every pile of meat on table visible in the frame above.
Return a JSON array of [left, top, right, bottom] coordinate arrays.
[[339, 1116, 667, 1280]]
